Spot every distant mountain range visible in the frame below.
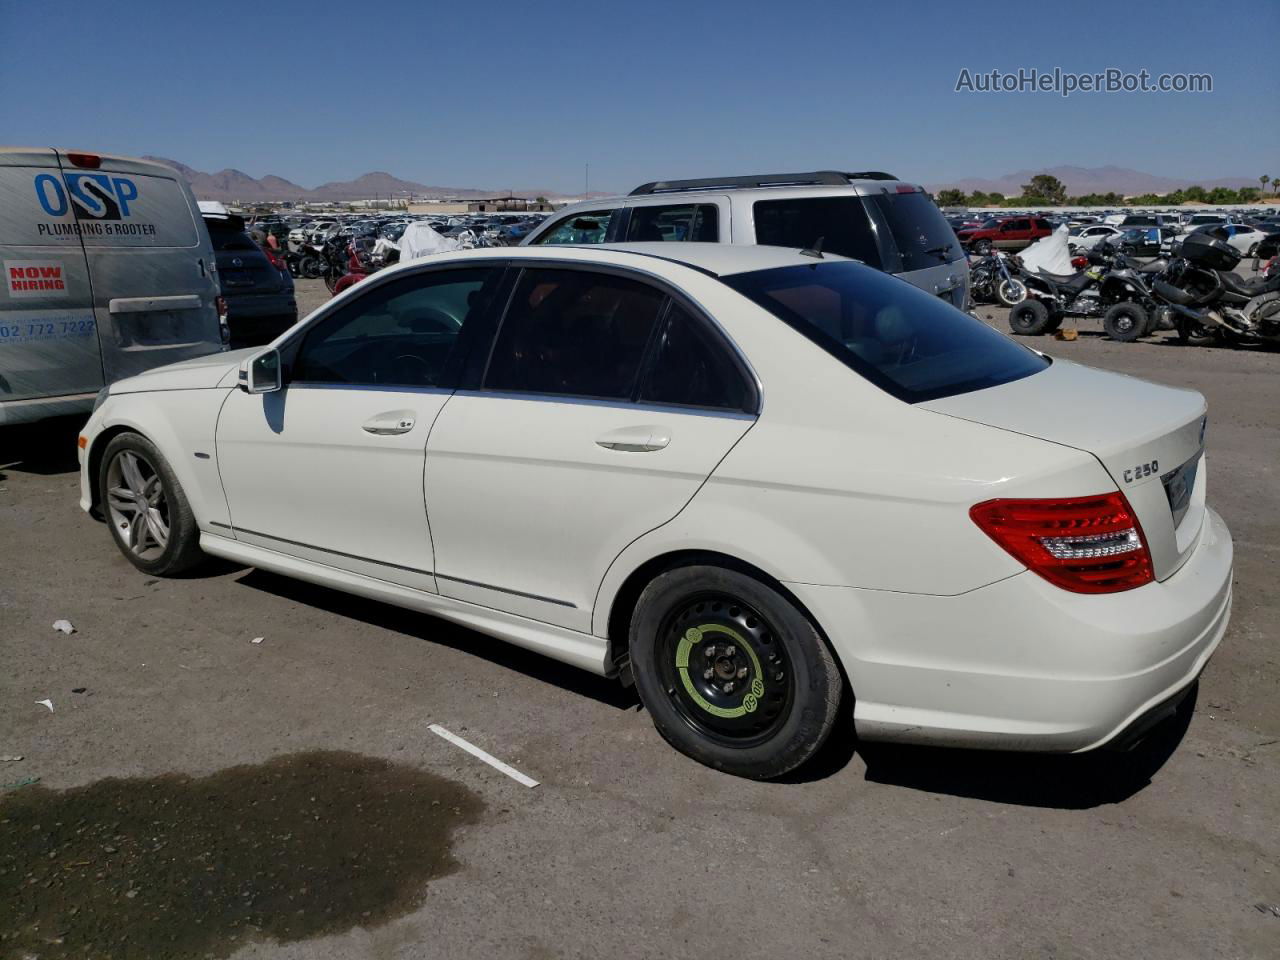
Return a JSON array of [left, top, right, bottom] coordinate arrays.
[[927, 165, 1262, 197], [142, 157, 596, 203]]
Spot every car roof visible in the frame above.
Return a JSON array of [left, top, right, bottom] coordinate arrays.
[[384, 242, 849, 280]]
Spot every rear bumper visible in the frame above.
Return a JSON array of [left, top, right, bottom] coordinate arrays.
[[223, 295, 298, 345], [787, 506, 1233, 752]]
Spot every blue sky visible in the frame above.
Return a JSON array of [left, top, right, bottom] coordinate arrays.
[[1, 0, 1275, 193]]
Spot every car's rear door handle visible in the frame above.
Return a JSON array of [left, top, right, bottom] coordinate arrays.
[[362, 411, 416, 435], [596, 425, 670, 453]]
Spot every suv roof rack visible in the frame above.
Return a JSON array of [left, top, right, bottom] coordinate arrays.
[[628, 170, 899, 196]]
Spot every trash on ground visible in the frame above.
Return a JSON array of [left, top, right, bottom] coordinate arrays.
[[1054, 328, 1079, 341], [35, 699, 54, 712], [2, 776, 40, 791], [0, 755, 23, 762], [1255, 902, 1280, 918], [251, 637, 264, 644], [52, 619, 76, 635], [72, 687, 86, 694]]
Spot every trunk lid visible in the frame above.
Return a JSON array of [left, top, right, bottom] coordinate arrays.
[[922, 359, 1207, 580]]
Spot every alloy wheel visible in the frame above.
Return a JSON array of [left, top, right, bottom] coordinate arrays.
[[105, 450, 170, 561]]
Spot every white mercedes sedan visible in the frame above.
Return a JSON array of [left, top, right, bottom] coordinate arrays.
[[77, 243, 1233, 779]]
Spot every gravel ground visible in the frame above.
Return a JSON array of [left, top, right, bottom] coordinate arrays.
[[2, 278, 1277, 960]]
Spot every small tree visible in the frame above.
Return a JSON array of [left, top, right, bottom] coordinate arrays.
[[1020, 174, 1067, 205], [1260, 175, 1270, 196], [936, 188, 967, 207]]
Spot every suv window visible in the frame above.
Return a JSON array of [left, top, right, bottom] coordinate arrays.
[[638, 304, 751, 411], [625, 204, 719, 242], [870, 193, 963, 270], [753, 197, 882, 268], [1007, 219, 1030, 231], [723, 260, 1047, 404], [531, 210, 616, 245], [1034, 219, 1053, 230], [294, 268, 499, 388], [484, 268, 665, 399]]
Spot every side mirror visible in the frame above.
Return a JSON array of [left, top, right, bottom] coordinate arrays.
[[239, 348, 281, 394]]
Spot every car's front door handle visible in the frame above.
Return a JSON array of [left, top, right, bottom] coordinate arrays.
[[596, 425, 670, 453], [362, 411, 416, 436]]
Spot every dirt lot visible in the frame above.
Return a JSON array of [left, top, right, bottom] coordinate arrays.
[[2, 284, 1278, 959]]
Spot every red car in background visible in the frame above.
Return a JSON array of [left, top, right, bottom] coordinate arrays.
[[956, 215, 1054, 254]]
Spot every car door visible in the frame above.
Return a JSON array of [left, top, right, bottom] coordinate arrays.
[[215, 265, 505, 591], [424, 264, 758, 632]]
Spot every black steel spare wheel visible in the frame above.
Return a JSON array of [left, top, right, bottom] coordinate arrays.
[[629, 565, 843, 779], [659, 595, 793, 746]]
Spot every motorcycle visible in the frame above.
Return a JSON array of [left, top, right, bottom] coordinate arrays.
[[1150, 234, 1280, 346], [292, 241, 326, 280], [968, 251, 1026, 307]]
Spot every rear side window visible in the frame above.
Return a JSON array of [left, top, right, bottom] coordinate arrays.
[[870, 192, 963, 270], [625, 204, 719, 242], [723, 261, 1048, 403], [752, 197, 882, 268], [638, 304, 751, 411], [485, 268, 664, 399], [1034, 219, 1053, 230], [531, 210, 615, 245]]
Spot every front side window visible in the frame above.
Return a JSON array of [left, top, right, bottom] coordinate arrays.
[[752, 197, 882, 268], [293, 268, 500, 388], [531, 210, 615, 245], [484, 268, 664, 399], [638, 304, 752, 412], [625, 204, 720, 242], [723, 261, 1048, 404]]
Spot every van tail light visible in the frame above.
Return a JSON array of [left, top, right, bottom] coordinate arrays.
[[970, 492, 1153, 594], [66, 152, 102, 169]]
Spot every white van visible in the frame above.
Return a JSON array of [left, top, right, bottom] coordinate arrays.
[[0, 148, 226, 425]]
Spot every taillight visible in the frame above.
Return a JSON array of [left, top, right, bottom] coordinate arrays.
[[970, 492, 1153, 594], [66, 152, 102, 168], [215, 295, 230, 344]]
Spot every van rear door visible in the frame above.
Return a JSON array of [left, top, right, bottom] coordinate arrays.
[[59, 152, 222, 382], [0, 148, 103, 416]]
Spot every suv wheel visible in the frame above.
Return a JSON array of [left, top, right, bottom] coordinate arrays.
[[629, 565, 843, 779]]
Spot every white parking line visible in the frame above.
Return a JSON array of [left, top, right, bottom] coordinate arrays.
[[429, 723, 539, 788]]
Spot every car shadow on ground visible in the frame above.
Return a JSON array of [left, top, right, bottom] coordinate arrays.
[[850, 685, 1197, 809], [0, 415, 85, 475], [233, 568, 640, 711]]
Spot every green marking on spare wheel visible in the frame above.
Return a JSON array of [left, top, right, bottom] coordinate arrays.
[[675, 623, 764, 718]]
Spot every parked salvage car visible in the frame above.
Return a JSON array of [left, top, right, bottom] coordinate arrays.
[[955, 215, 1054, 254], [78, 243, 1232, 779], [202, 213, 297, 348], [523, 170, 970, 308]]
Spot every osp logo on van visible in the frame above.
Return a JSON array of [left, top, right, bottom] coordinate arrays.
[[34, 173, 137, 220], [32, 173, 159, 239]]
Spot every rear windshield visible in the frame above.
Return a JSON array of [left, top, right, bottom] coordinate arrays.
[[870, 192, 963, 270], [205, 220, 258, 252], [723, 260, 1048, 403], [752, 197, 882, 268]]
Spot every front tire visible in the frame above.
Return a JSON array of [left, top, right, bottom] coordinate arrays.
[[1103, 302, 1148, 342], [996, 277, 1027, 307], [629, 565, 843, 780], [98, 433, 204, 576], [1008, 299, 1052, 335], [971, 239, 992, 256]]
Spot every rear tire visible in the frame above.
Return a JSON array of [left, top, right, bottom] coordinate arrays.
[[972, 239, 992, 256], [629, 565, 843, 780], [98, 433, 204, 576], [1008, 299, 1052, 335], [1103, 302, 1148, 342]]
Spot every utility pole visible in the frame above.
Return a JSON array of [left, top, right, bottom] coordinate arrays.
[[585, 163, 589, 200]]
